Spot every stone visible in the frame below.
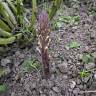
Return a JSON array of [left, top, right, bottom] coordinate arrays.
[[1, 58, 11, 67], [76, 79, 81, 85], [72, 26, 78, 30], [92, 52, 96, 58], [94, 73, 96, 79], [65, 46, 69, 50], [41, 79, 48, 87], [69, 81, 76, 89], [40, 94, 46, 96], [15, 51, 24, 59], [52, 87, 60, 93], [57, 61, 68, 74], [73, 88, 80, 95], [24, 84, 31, 93], [11, 92, 15, 96], [85, 63, 95, 70], [48, 80, 54, 88], [33, 90, 38, 96], [85, 46, 89, 52], [49, 90, 57, 96], [51, 66, 57, 73], [31, 82, 36, 89], [90, 31, 96, 39], [77, 54, 83, 60], [83, 76, 90, 83], [5, 67, 11, 75], [79, 85, 83, 89]]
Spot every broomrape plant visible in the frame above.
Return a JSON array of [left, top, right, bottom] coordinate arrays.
[[37, 11, 51, 79]]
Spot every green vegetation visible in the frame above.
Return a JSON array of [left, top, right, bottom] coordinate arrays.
[[0, 67, 5, 78], [69, 41, 80, 49], [53, 15, 80, 30], [82, 53, 93, 64], [21, 58, 40, 73], [0, 0, 62, 46], [80, 70, 90, 77], [0, 84, 7, 93]]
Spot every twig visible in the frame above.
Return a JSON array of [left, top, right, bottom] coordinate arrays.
[[79, 90, 96, 94]]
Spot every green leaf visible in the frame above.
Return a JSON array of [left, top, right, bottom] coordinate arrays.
[[0, 67, 5, 77], [79, 70, 90, 77], [21, 58, 40, 73], [0, 84, 7, 93], [82, 54, 93, 64], [56, 22, 62, 28], [61, 15, 80, 25], [69, 41, 80, 49]]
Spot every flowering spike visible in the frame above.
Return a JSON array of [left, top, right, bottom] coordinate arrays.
[[37, 10, 51, 79]]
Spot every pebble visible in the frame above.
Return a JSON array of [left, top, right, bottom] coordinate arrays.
[[76, 79, 81, 85], [83, 77, 90, 83], [49, 90, 57, 96], [52, 87, 60, 93], [48, 80, 54, 88], [15, 51, 24, 59], [85, 62, 95, 70], [40, 94, 46, 96], [31, 82, 36, 89], [41, 79, 48, 87], [77, 54, 83, 60], [94, 73, 96, 79], [5, 67, 11, 75], [73, 88, 80, 95], [11, 92, 15, 96], [69, 81, 76, 89], [1, 58, 11, 66], [85, 46, 90, 51], [24, 84, 31, 93], [57, 61, 68, 74], [65, 46, 69, 50], [92, 52, 96, 58], [79, 85, 83, 89], [90, 31, 96, 39]]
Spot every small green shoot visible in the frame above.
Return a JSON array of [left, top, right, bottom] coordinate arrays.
[[59, 15, 80, 25], [0, 67, 5, 78], [69, 41, 80, 49], [56, 22, 62, 28], [0, 84, 7, 93], [80, 70, 90, 77], [52, 15, 80, 30], [52, 21, 63, 30], [21, 58, 40, 73], [82, 54, 93, 64]]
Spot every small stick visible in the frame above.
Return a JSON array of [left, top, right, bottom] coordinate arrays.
[[79, 90, 96, 94]]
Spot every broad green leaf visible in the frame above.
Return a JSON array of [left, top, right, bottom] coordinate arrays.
[[69, 41, 80, 49], [21, 58, 40, 73], [56, 22, 62, 28], [0, 84, 7, 93], [82, 54, 93, 64]]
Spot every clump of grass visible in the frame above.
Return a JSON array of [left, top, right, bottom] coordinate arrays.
[[69, 41, 80, 49], [79, 70, 90, 77], [82, 53, 93, 64], [21, 58, 40, 73], [0, 84, 7, 93]]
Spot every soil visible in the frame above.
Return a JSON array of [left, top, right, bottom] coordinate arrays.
[[0, 1, 96, 96]]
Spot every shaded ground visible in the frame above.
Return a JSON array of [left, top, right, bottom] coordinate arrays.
[[0, 1, 96, 96]]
